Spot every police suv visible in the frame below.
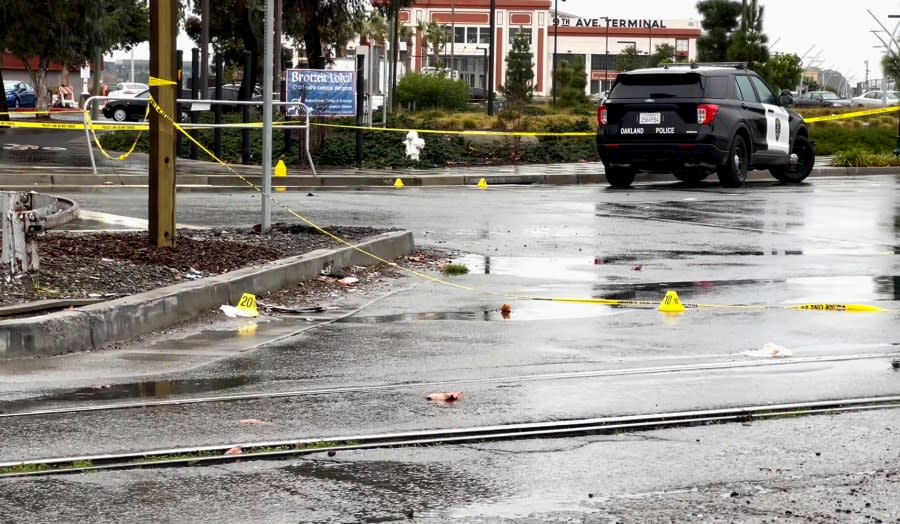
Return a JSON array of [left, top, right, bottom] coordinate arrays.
[[596, 64, 814, 188]]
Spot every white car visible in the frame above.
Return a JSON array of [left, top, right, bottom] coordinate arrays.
[[849, 90, 900, 108], [107, 82, 149, 99]]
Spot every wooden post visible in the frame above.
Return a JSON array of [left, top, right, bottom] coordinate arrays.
[[149, 0, 178, 248]]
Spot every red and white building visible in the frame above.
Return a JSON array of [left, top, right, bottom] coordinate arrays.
[[398, 0, 701, 96]]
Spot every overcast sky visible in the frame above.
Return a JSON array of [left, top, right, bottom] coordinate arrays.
[[560, 0, 900, 83], [113, 0, 900, 84]]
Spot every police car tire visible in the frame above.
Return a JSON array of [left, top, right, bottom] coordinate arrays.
[[717, 134, 748, 188], [770, 135, 814, 183], [674, 170, 711, 184], [605, 167, 635, 188], [112, 108, 128, 122]]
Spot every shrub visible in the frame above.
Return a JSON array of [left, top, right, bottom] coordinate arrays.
[[831, 148, 900, 167], [396, 73, 470, 112]]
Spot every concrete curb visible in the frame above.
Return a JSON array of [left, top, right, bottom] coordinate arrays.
[[0, 230, 415, 359], [0, 163, 896, 192]]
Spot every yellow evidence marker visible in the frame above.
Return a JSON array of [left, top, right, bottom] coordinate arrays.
[[658, 290, 686, 313]]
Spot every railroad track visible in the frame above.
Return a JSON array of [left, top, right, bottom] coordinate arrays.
[[2, 395, 899, 478]]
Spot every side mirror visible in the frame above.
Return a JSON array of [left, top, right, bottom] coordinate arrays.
[[779, 89, 793, 106]]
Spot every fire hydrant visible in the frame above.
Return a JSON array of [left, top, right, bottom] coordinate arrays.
[[404, 130, 425, 161]]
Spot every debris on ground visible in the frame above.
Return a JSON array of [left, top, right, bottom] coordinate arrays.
[[224, 446, 243, 456], [237, 419, 268, 426], [743, 343, 793, 358], [426, 391, 463, 402], [0, 223, 451, 319]]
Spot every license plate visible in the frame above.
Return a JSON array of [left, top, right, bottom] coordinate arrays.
[[639, 112, 661, 125]]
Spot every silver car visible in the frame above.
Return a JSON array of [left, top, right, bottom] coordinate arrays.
[[849, 90, 900, 108]]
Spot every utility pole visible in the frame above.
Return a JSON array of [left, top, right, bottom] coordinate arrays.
[[149, 0, 178, 248], [488, 0, 496, 115], [450, 0, 456, 75], [201, 0, 209, 94]]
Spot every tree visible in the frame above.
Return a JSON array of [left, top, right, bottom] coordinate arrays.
[[727, 0, 768, 69], [759, 53, 802, 93], [554, 58, 589, 107], [0, 0, 148, 111], [501, 29, 534, 108], [0, 2, 10, 120], [696, 0, 741, 62], [417, 20, 448, 68], [616, 47, 647, 72], [649, 43, 676, 67], [882, 53, 900, 87]]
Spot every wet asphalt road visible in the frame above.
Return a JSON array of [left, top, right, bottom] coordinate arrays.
[[1, 173, 899, 521]]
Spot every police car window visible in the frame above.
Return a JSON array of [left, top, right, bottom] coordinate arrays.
[[749, 77, 776, 104], [734, 75, 757, 102], [704, 76, 728, 99], [609, 74, 703, 98]]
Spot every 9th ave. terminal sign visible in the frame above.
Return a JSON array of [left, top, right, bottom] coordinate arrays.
[[285, 69, 356, 117]]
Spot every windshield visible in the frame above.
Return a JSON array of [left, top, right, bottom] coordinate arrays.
[[3, 81, 18, 91], [610, 73, 704, 98]]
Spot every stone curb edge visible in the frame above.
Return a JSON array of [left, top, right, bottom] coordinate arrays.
[[0, 231, 415, 359], [1, 167, 896, 191]]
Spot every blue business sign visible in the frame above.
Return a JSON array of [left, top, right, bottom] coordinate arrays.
[[285, 69, 356, 117]]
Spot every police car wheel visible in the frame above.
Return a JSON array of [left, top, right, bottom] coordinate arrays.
[[605, 167, 635, 188], [112, 108, 127, 122], [770, 135, 814, 183], [673, 170, 711, 184], [717, 134, 748, 188]]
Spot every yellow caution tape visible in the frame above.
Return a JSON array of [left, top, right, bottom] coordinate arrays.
[[0, 119, 148, 131], [311, 122, 595, 137], [787, 303, 887, 313], [85, 104, 149, 160], [804, 105, 900, 123], [148, 76, 178, 87]]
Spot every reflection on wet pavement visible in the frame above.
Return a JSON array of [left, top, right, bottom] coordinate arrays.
[[0, 376, 259, 414]]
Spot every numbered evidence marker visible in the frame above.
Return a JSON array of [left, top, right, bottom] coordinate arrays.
[[657, 290, 685, 314], [219, 293, 260, 318]]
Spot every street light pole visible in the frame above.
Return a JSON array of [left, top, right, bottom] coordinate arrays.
[[488, 0, 496, 115], [552, 0, 559, 104], [604, 17, 609, 94]]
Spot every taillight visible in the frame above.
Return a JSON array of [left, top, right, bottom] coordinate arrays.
[[697, 103, 719, 125], [597, 104, 607, 126]]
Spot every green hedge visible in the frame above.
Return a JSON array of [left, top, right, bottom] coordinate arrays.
[[396, 73, 470, 112]]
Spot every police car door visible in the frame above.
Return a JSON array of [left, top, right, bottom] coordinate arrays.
[[734, 75, 768, 155], [750, 76, 790, 159]]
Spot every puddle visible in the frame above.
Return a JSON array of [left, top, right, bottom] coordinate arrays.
[[0, 376, 260, 413], [449, 254, 900, 302], [341, 302, 623, 324]]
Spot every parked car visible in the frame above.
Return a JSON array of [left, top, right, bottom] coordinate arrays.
[[102, 88, 150, 121], [107, 82, 149, 99], [206, 84, 263, 111], [596, 64, 813, 188], [849, 90, 900, 108], [792, 90, 851, 108], [4, 80, 37, 109]]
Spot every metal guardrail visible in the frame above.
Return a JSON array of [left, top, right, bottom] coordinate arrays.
[[81, 95, 316, 177]]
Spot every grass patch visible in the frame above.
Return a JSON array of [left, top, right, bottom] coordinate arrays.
[[441, 263, 470, 276], [831, 148, 900, 167]]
